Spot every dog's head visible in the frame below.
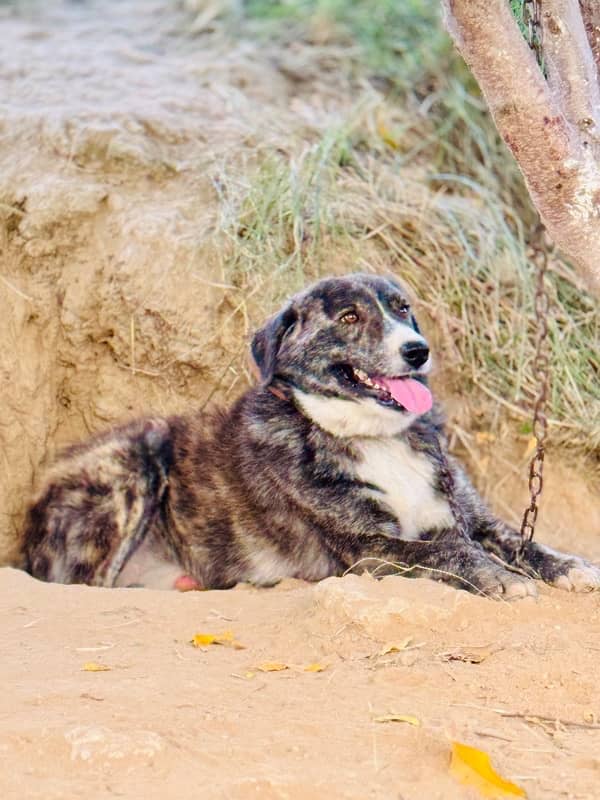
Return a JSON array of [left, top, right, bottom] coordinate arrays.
[[251, 273, 433, 437]]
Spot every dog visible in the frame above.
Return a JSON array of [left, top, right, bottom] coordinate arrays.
[[23, 273, 600, 598]]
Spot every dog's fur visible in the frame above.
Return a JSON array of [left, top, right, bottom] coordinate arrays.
[[23, 274, 600, 598]]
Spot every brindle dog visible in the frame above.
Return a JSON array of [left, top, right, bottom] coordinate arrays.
[[23, 274, 600, 598]]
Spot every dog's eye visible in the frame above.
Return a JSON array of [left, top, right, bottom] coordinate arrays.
[[391, 300, 410, 317], [339, 309, 359, 325]]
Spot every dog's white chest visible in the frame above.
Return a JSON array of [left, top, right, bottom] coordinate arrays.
[[354, 438, 453, 540]]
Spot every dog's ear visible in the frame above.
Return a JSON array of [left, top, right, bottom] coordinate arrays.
[[251, 304, 298, 383]]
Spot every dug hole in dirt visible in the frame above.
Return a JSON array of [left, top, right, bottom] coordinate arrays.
[[1, 2, 599, 798]]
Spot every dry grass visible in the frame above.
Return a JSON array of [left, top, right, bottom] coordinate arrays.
[[181, 0, 599, 458]]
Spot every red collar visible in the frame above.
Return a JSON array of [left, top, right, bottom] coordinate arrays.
[[267, 384, 289, 402]]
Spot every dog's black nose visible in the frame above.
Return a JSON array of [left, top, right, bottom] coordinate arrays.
[[401, 341, 430, 369]]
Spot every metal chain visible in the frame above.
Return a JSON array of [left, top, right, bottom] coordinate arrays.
[[431, 1, 551, 556], [519, 224, 550, 546], [518, 0, 551, 551]]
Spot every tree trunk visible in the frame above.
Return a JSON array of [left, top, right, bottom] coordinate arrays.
[[441, 0, 600, 297], [579, 0, 600, 75]]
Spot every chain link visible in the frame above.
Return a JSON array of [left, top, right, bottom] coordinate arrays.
[[519, 224, 550, 546], [517, 0, 551, 554]]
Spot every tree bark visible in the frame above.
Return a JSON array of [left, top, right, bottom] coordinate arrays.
[[442, 0, 600, 297], [579, 0, 600, 75], [542, 0, 600, 131]]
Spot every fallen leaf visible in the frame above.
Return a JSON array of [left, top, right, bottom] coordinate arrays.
[[523, 436, 537, 459], [256, 662, 289, 672], [303, 663, 328, 672], [377, 126, 400, 150], [190, 631, 244, 649], [440, 645, 496, 664], [375, 111, 401, 150], [379, 637, 412, 656], [244, 671, 256, 679], [449, 741, 526, 798], [82, 662, 111, 672], [374, 714, 420, 726]]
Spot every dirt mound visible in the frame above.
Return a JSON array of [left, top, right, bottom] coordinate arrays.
[[3, 566, 600, 800]]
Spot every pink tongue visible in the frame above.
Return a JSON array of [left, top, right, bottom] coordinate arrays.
[[374, 377, 433, 415]]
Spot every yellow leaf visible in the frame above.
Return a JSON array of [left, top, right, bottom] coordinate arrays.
[[190, 631, 244, 649], [378, 127, 400, 150], [82, 662, 111, 672], [375, 111, 401, 150], [256, 662, 289, 672], [244, 671, 256, 679], [449, 741, 526, 798], [475, 432, 496, 445], [523, 436, 537, 459], [191, 631, 231, 646], [374, 714, 420, 726], [379, 637, 412, 656], [303, 662, 328, 672]]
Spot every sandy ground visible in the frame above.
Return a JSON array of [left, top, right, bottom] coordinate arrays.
[[3, 564, 600, 800], [1, 1, 600, 798]]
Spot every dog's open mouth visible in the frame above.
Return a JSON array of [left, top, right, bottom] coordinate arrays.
[[344, 366, 433, 414]]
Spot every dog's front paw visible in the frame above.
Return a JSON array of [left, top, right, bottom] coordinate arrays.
[[551, 561, 600, 593], [522, 542, 600, 593], [470, 561, 537, 600]]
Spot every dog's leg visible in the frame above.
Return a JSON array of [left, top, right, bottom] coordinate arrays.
[[24, 418, 187, 588], [355, 529, 537, 599], [450, 464, 600, 592], [475, 518, 600, 593]]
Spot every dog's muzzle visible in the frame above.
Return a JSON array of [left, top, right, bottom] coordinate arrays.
[[401, 342, 430, 370]]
